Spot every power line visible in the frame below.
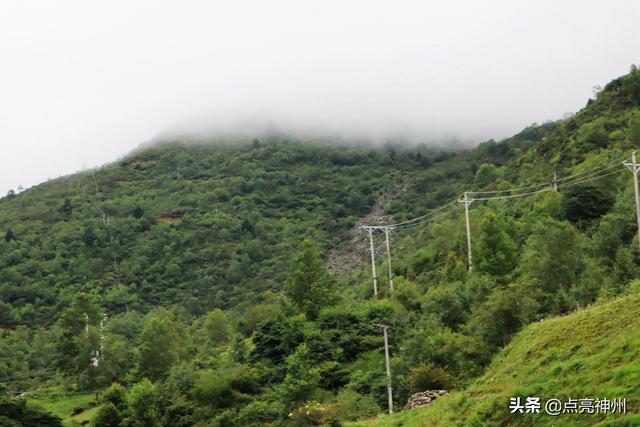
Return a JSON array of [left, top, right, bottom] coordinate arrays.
[[468, 179, 551, 196], [472, 187, 551, 201], [358, 153, 633, 277], [393, 207, 457, 229], [0, 374, 56, 383], [556, 168, 624, 190], [324, 231, 354, 251], [382, 200, 458, 228], [554, 154, 629, 182], [0, 370, 56, 382], [473, 165, 625, 201], [368, 153, 630, 229], [468, 153, 629, 195]]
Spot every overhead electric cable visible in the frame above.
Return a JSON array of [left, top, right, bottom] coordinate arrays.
[[393, 207, 457, 228], [471, 161, 627, 201], [468, 153, 629, 195]]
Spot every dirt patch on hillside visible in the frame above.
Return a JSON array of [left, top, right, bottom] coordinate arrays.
[[325, 188, 403, 275]]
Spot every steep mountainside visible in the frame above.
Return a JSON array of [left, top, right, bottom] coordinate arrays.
[[0, 140, 446, 326]]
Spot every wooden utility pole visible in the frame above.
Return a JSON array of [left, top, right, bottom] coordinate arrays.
[[624, 152, 640, 247], [383, 227, 394, 293], [458, 192, 474, 271]]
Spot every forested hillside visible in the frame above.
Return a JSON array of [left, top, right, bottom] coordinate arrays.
[[1, 66, 639, 426], [0, 139, 443, 326]]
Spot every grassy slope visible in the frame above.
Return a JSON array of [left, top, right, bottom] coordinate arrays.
[[28, 391, 98, 426], [351, 293, 640, 426], [66, 405, 101, 426]]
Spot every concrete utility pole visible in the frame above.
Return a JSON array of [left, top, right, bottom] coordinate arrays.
[[458, 192, 474, 271], [363, 225, 396, 295], [383, 227, 394, 293], [363, 226, 379, 296], [375, 323, 393, 414], [84, 313, 97, 368], [100, 313, 107, 360], [624, 152, 640, 247], [553, 171, 558, 191], [92, 172, 100, 193]]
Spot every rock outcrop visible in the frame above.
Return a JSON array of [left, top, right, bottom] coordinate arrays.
[[402, 390, 449, 411]]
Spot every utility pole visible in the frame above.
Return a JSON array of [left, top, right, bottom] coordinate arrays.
[[553, 171, 558, 191], [92, 172, 100, 194], [624, 152, 640, 247], [458, 192, 474, 271], [375, 323, 393, 414], [100, 313, 107, 361], [383, 227, 394, 293], [363, 226, 378, 296], [84, 313, 97, 368]]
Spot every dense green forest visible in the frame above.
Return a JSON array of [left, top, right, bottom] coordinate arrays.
[[1, 66, 640, 426]]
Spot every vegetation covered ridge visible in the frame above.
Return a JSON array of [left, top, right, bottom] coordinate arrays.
[[0, 66, 639, 426]]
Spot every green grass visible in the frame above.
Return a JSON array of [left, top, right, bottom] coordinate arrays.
[[350, 294, 640, 426], [27, 390, 98, 426], [66, 404, 102, 426]]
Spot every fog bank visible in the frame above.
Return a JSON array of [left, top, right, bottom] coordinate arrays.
[[1, 1, 639, 194]]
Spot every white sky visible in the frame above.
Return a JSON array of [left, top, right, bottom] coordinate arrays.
[[1, 1, 639, 195]]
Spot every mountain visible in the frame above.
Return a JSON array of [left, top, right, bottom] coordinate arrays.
[[0, 138, 444, 326], [0, 66, 639, 426]]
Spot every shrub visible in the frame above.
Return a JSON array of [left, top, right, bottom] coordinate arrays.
[[102, 383, 127, 410], [92, 403, 122, 427], [237, 400, 282, 425], [408, 363, 453, 392]]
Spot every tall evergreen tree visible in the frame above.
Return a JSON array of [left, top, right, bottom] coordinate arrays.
[[475, 212, 517, 277], [59, 198, 73, 218], [136, 310, 179, 381], [284, 239, 336, 319]]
